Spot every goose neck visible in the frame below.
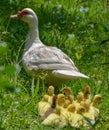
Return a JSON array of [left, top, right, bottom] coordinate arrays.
[[24, 27, 42, 50]]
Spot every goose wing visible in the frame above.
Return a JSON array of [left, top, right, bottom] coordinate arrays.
[[23, 45, 88, 79]]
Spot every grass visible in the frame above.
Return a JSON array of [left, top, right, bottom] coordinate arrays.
[[0, 0, 109, 129]]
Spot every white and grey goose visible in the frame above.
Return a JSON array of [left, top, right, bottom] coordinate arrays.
[[10, 8, 89, 86]]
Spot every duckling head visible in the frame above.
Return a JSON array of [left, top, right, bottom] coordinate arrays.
[[56, 94, 65, 106], [77, 106, 85, 115], [77, 92, 84, 103], [48, 85, 54, 95], [93, 94, 102, 103], [67, 104, 76, 113], [63, 100, 71, 108], [42, 94, 49, 102], [83, 85, 91, 99], [60, 86, 72, 96], [80, 100, 91, 112]]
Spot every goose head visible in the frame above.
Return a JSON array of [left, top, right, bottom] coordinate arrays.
[[10, 8, 38, 28]]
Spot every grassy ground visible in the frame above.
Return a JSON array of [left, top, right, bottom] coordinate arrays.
[[0, 0, 109, 129]]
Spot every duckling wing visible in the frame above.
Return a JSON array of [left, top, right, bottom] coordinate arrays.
[[42, 113, 60, 126], [38, 101, 51, 116]]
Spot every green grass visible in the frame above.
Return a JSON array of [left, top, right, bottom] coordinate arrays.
[[0, 0, 109, 129]]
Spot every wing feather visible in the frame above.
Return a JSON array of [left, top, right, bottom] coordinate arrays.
[[52, 70, 89, 79], [23, 45, 78, 71]]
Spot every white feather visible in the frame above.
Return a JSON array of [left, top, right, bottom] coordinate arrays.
[[52, 70, 89, 79]]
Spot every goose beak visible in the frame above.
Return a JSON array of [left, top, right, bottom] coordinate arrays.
[[10, 14, 18, 19], [10, 11, 23, 19]]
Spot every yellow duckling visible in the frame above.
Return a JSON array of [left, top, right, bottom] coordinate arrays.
[[47, 85, 55, 105], [60, 86, 73, 96], [90, 94, 102, 119], [63, 100, 71, 109], [77, 92, 84, 102], [69, 106, 85, 128], [61, 87, 74, 108], [64, 95, 74, 108], [74, 92, 84, 110], [83, 85, 91, 100], [55, 93, 66, 127], [81, 100, 95, 127], [56, 94, 65, 109], [55, 93, 72, 128], [59, 104, 76, 128], [42, 107, 61, 126], [38, 94, 51, 116]]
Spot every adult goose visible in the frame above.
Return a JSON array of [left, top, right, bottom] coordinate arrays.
[[10, 8, 89, 86]]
